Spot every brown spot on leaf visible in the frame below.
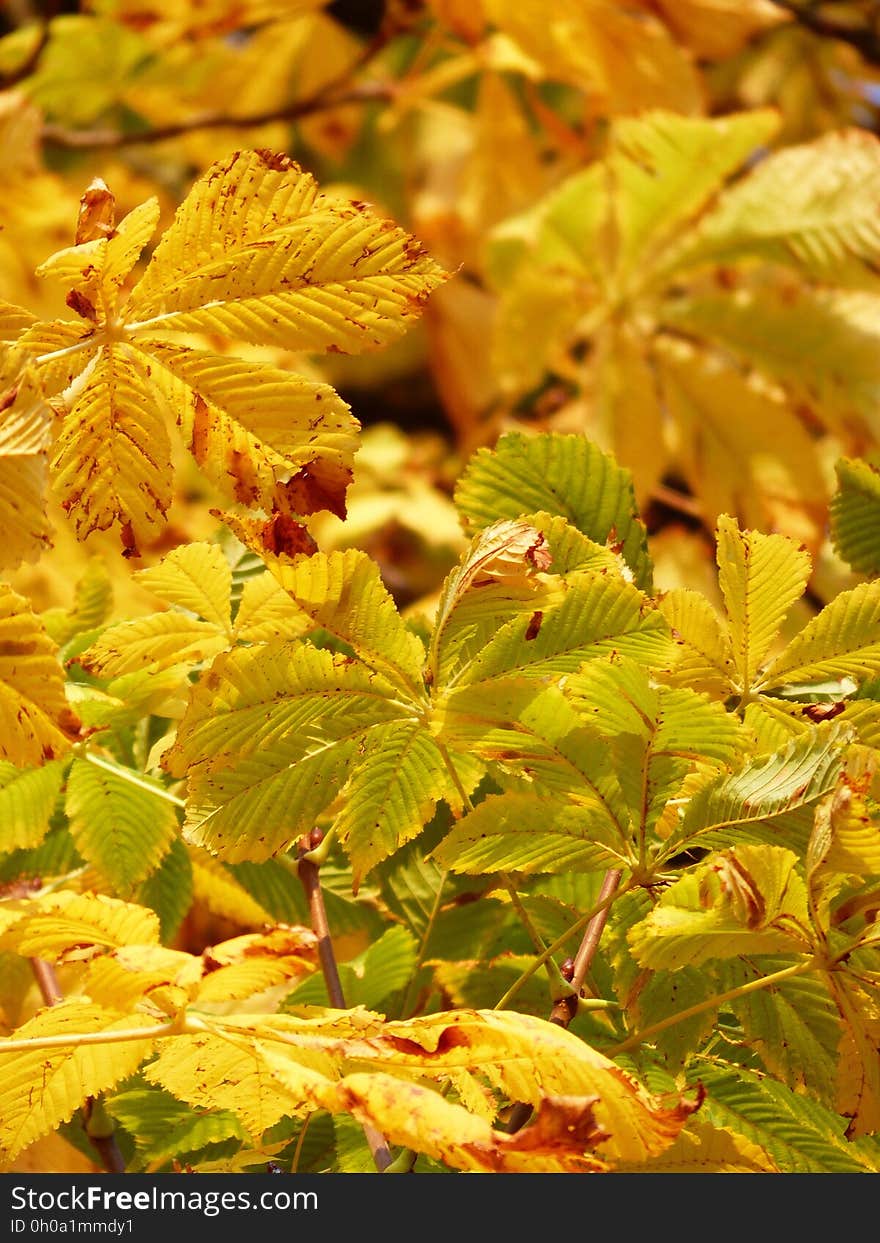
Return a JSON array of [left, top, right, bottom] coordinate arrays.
[[259, 513, 318, 559], [65, 290, 98, 323], [803, 701, 846, 723], [525, 611, 543, 641]]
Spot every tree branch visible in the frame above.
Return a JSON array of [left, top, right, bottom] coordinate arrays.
[[29, 958, 127, 1173], [41, 80, 394, 150], [297, 834, 392, 1173], [506, 868, 623, 1135]]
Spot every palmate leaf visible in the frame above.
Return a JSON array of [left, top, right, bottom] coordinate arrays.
[[615, 1117, 777, 1173], [455, 432, 653, 591], [831, 458, 880, 576], [0, 1002, 162, 1164], [64, 757, 179, 894], [562, 658, 746, 838], [0, 584, 80, 765], [437, 681, 631, 834], [487, 114, 880, 545], [88, 0, 331, 44], [11, 151, 445, 550], [166, 643, 412, 861]]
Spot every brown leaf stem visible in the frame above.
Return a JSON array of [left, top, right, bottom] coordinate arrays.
[[296, 843, 392, 1172], [29, 958, 126, 1173]]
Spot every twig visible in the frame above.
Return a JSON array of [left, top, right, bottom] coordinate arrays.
[[548, 868, 623, 1028], [29, 958, 127, 1173], [506, 869, 623, 1134], [41, 80, 394, 149], [296, 836, 392, 1173]]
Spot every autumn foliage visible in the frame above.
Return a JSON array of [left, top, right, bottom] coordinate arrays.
[[1, 0, 880, 1177]]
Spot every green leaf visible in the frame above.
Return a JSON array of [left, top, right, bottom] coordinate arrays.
[[764, 581, 880, 688], [831, 458, 880, 576], [715, 514, 810, 693], [106, 1084, 246, 1170], [334, 722, 460, 883], [0, 759, 65, 852], [167, 643, 411, 862], [136, 836, 193, 944], [688, 1060, 878, 1173], [451, 571, 672, 689], [65, 758, 179, 894], [455, 432, 653, 591], [286, 926, 417, 1012], [672, 724, 846, 850], [434, 792, 626, 876], [135, 542, 233, 633], [629, 845, 810, 970], [719, 958, 840, 1104]]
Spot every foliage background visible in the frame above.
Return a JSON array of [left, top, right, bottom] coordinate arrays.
[[2, 0, 880, 1176]]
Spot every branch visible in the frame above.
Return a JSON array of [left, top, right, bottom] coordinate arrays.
[[769, 1, 880, 65], [548, 868, 623, 1028], [29, 959, 130, 1173], [506, 868, 623, 1135], [296, 833, 392, 1173], [41, 80, 394, 149]]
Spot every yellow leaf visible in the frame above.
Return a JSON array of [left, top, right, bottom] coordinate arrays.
[[135, 542, 232, 634], [127, 151, 446, 354], [189, 848, 274, 929], [715, 514, 811, 694], [483, 0, 702, 114], [145, 1030, 323, 1135], [326, 1074, 610, 1172], [50, 342, 173, 549], [195, 927, 318, 1003], [618, 1116, 778, 1172], [659, 588, 735, 696], [0, 891, 159, 961], [0, 1002, 161, 1164], [81, 612, 228, 678], [0, 369, 52, 569], [0, 584, 80, 765]]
